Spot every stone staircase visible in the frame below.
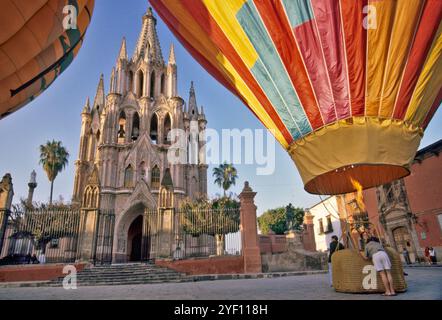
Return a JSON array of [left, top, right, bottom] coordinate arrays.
[[49, 263, 189, 287]]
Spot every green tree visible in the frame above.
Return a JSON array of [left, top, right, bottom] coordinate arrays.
[[258, 204, 305, 235], [180, 196, 240, 255], [39, 140, 69, 205], [10, 199, 78, 256], [285, 203, 305, 231], [212, 163, 238, 196]]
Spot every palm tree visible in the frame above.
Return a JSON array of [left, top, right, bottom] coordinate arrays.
[[213, 163, 238, 197], [39, 140, 69, 205]]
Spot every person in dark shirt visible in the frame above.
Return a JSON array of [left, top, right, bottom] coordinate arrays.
[[328, 235, 344, 287]]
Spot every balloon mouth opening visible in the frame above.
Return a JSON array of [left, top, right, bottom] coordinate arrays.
[[304, 164, 410, 195]]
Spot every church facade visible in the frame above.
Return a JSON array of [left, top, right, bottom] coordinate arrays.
[[71, 8, 208, 262]]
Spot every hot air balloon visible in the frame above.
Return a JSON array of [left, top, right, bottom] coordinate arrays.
[[150, 0, 442, 195], [0, 0, 95, 119]]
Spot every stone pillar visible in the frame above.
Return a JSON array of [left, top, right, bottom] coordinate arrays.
[[77, 208, 100, 263], [26, 170, 37, 207], [0, 174, 14, 256], [239, 181, 262, 273], [302, 211, 316, 251]]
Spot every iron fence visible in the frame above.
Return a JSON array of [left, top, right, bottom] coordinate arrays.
[[0, 206, 241, 265], [0, 209, 81, 264], [95, 210, 115, 265], [144, 207, 242, 261]]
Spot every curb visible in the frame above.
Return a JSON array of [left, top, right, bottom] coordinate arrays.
[[0, 270, 327, 288]]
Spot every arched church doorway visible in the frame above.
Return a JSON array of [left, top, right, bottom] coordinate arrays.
[[127, 215, 143, 262], [392, 226, 415, 262]]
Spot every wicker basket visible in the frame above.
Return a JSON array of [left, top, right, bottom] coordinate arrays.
[[332, 247, 407, 293]]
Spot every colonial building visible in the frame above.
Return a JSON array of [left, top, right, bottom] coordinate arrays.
[[307, 193, 369, 252], [71, 8, 208, 262], [364, 139, 442, 263]]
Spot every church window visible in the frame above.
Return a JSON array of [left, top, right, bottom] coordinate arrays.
[[150, 71, 155, 98], [124, 165, 134, 188], [118, 111, 126, 143], [151, 166, 160, 189], [164, 113, 171, 144], [128, 71, 134, 92], [150, 113, 158, 144], [137, 70, 144, 98], [96, 130, 101, 144], [132, 112, 140, 141], [161, 73, 165, 94]]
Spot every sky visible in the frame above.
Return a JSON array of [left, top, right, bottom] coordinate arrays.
[[0, 0, 441, 216]]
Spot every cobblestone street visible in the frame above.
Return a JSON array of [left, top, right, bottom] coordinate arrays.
[[0, 267, 440, 300]]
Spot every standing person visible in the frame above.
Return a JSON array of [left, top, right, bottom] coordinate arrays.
[[328, 235, 344, 287], [402, 248, 411, 265], [361, 236, 396, 296], [424, 247, 432, 265], [429, 247, 437, 264]]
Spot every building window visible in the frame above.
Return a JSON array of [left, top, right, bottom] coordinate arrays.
[[326, 215, 333, 233], [164, 113, 171, 144], [128, 71, 134, 92], [150, 71, 155, 98], [319, 218, 324, 234], [118, 111, 126, 143], [132, 112, 140, 141], [421, 232, 427, 240], [151, 166, 160, 189], [150, 113, 158, 144], [161, 73, 165, 94], [137, 70, 144, 98], [124, 165, 134, 188]]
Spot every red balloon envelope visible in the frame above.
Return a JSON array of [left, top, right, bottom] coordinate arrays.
[[150, 0, 442, 195]]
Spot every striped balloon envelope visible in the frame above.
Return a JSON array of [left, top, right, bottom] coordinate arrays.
[[150, 0, 442, 195], [0, 0, 95, 120]]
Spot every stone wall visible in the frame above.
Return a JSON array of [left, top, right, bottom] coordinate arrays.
[[155, 256, 244, 275], [0, 263, 88, 283], [260, 232, 327, 272]]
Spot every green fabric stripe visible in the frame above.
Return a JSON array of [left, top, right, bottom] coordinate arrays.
[[237, 0, 312, 137], [281, 0, 314, 27]]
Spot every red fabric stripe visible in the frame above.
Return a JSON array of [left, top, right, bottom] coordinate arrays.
[[422, 88, 442, 129], [150, 0, 240, 101], [254, 0, 323, 129], [340, 0, 367, 117], [293, 20, 336, 124], [177, 0, 294, 143], [393, 0, 442, 120], [311, 0, 350, 120]]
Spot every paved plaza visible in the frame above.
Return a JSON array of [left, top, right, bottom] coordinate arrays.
[[0, 267, 440, 300]]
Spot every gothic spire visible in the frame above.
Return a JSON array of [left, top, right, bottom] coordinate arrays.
[[92, 74, 105, 113], [118, 37, 127, 61], [168, 43, 176, 65], [82, 97, 90, 114], [110, 67, 116, 93], [133, 7, 164, 64], [188, 81, 199, 117]]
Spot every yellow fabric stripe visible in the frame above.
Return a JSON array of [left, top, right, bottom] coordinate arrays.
[[202, 0, 258, 69], [379, 0, 423, 118], [161, 0, 289, 147], [218, 52, 290, 148], [406, 21, 442, 125], [366, 0, 397, 116]]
